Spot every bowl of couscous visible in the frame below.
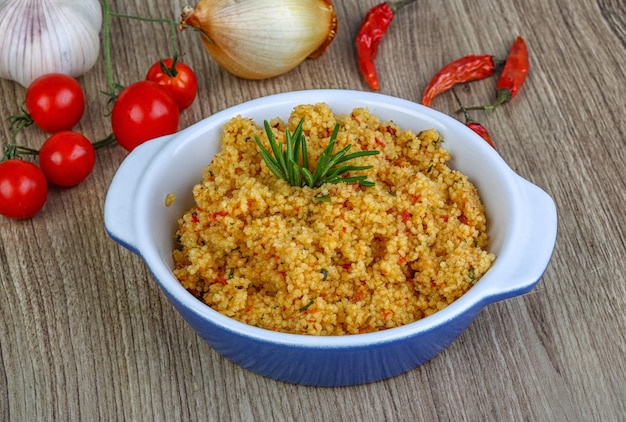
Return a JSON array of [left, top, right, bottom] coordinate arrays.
[[104, 89, 557, 386]]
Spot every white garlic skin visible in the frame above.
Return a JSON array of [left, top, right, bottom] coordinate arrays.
[[0, 0, 102, 88]]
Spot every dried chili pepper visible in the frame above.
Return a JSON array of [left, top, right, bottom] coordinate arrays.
[[469, 36, 529, 111], [356, 0, 417, 91], [466, 122, 496, 149], [420, 55, 496, 107], [452, 89, 496, 149], [495, 36, 529, 104]]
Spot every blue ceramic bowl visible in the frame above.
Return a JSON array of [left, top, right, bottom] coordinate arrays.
[[104, 90, 557, 386]]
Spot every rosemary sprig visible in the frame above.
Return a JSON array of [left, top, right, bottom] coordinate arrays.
[[255, 118, 380, 188]]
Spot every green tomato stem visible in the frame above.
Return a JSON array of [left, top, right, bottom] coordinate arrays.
[[100, 1, 201, 98], [102, 0, 116, 96], [108, 12, 181, 59], [91, 133, 117, 150]]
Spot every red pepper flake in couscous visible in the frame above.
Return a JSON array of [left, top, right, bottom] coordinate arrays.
[[172, 103, 495, 335]]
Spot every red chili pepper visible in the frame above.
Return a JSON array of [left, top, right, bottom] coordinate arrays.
[[495, 36, 529, 105], [356, 0, 417, 91], [356, 3, 394, 91], [469, 36, 529, 111], [420, 55, 496, 107], [210, 210, 229, 220], [352, 290, 365, 303], [466, 122, 496, 149], [401, 210, 411, 223]]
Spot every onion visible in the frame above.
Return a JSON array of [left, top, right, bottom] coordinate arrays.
[[180, 0, 337, 80]]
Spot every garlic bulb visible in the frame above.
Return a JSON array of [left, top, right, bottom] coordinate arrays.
[[0, 0, 102, 88], [181, 0, 337, 80]]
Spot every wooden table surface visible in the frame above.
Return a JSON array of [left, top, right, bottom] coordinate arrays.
[[1, 0, 624, 420]]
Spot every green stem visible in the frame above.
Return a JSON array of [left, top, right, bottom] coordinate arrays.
[[99, 0, 214, 99], [2, 144, 39, 161], [2, 113, 34, 161], [451, 89, 475, 124], [109, 12, 182, 59], [101, 1, 194, 98], [387, 0, 418, 13], [91, 133, 117, 150], [8, 110, 34, 136], [2, 133, 116, 162], [15, 145, 40, 155], [102, 0, 116, 96], [464, 89, 512, 112], [2, 145, 15, 161]]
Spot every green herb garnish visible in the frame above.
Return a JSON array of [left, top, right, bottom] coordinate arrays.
[[299, 299, 315, 312], [314, 193, 331, 203], [255, 118, 380, 188]]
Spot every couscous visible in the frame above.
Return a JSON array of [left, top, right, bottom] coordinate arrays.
[[172, 103, 495, 335]]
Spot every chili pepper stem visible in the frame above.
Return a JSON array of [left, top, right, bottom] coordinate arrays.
[[452, 89, 497, 149], [387, 0, 418, 13], [464, 88, 512, 112], [452, 89, 475, 123]]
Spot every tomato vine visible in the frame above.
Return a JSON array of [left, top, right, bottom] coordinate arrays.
[[1, 1, 201, 219]]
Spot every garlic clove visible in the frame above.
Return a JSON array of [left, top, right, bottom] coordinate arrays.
[[0, 0, 102, 88], [181, 0, 337, 80]]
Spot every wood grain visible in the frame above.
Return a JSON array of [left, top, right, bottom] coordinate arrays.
[[1, 0, 624, 420]]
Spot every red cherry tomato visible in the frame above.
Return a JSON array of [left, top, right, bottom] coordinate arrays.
[[0, 159, 48, 219], [146, 58, 198, 111], [111, 81, 180, 152], [39, 131, 96, 187], [25, 73, 85, 133]]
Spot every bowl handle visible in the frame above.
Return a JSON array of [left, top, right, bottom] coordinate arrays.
[[103, 135, 172, 254], [506, 176, 558, 293]]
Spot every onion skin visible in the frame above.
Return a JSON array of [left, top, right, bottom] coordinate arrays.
[[181, 0, 338, 80]]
